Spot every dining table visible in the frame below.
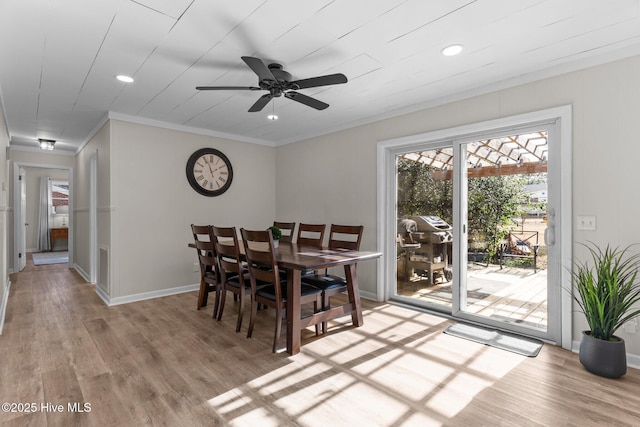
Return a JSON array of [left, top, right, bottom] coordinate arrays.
[[274, 243, 382, 355], [190, 239, 381, 355]]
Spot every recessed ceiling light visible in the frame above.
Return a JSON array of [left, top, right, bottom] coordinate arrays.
[[267, 114, 278, 121], [441, 44, 464, 56], [116, 75, 134, 83]]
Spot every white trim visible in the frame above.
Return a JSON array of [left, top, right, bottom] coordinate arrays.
[[13, 161, 75, 272], [359, 290, 377, 302], [276, 45, 640, 147], [89, 150, 97, 284], [377, 105, 573, 349], [14, 166, 26, 272], [107, 112, 275, 147], [75, 112, 109, 154], [8, 145, 76, 156], [74, 264, 90, 283], [95, 283, 200, 307], [0, 279, 11, 335]]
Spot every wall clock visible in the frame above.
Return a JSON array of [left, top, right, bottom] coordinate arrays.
[[186, 148, 233, 197]]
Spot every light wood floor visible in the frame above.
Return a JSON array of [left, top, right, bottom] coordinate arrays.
[[2, 260, 640, 426]]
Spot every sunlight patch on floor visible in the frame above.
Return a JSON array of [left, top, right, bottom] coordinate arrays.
[[206, 303, 527, 426]]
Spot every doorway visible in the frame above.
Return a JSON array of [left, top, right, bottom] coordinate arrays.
[[378, 106, 572, 348], [13, 162, 74, 272]]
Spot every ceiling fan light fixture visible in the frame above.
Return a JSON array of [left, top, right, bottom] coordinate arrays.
[[116, 74, 134, 83], [38, 138, 56, 150], [441, 44, 463, 56], [267, 99, 278, 121]]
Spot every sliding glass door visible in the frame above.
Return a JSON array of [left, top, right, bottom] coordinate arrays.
[[395, 146, 455, 311], [384, 109, 570, 345], [457, 131, 551, 334]]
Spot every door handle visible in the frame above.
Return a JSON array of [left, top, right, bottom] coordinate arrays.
[[25, 223, 29, 226], [544, 226, 555, 246]]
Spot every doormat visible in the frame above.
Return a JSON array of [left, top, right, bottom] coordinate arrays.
[[444, 323, 543, 357], [32, 251, 69, 266]]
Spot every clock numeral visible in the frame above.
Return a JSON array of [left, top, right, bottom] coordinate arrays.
[[202, 179, 209, 187], [209, 182, 214, 189], [209, 155, 214, 163], [194, 169, 202, 174], [220, 171, 228, 176], [218, 177, 226, 184], [196, 161, 204, 168], [196, 175, 205, 181]]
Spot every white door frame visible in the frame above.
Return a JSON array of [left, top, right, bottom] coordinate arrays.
[[17, 167, 26, 272], [13, 161, 74, 271], [377, 105, 573, 349], [89, 151, 98, 284]]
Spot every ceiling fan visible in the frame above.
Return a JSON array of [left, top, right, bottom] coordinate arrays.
[[196, 56, 348, 112]]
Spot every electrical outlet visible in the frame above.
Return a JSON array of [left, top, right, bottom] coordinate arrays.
[[193, 262, 200, 272], [576, 215, 596, 231]]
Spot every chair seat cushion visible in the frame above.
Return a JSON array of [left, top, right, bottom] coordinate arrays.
[[257, 282, 322, 301], [203, 271, 218, 284], [225, 275, 251, 289], [301, 274, 347, 291]]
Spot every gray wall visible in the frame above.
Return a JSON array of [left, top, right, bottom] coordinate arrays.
[[74, 119, 277, 299]]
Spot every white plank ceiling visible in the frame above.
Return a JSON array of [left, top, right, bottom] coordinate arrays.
[[1, 0, 639, 152]]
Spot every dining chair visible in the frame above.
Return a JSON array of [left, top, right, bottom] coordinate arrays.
[[273, 221, 296, 243], [301, 224, 364, 333], [212, 226, 252, 332], [296, 223, 326, 247], [191, 224, 221, 314], [240, 228, 322, 352]]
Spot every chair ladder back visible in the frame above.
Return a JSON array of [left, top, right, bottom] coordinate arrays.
[[191, 225, 216, 274], [240, 228, 282, 297], [273, 221, 296, 243], [328, 224, 364, 251], [212, 226, 243, 278], [191, 224, 219, 311], [297, 223, 326, 247]]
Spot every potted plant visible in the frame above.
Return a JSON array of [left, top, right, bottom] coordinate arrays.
[[267, 225, 282, 247], [571, 243, 640, 378]]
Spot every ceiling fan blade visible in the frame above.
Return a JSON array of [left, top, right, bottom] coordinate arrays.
[[196, 86, 261, 90], [284, 91, 329, 110], [241, 56, 276, 83], [248, 94, 273, 112], [290, 73, 347, 90]]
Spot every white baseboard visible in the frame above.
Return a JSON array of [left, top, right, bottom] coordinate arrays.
[[359, 290, 379, 301], [73, 264, 90, 282], [0, 278, 12, 335], [571, 339, 640, 371], [96, 283, 200, 307]]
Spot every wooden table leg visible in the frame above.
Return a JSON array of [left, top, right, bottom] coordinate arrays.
[[286, 268, 302, 355], [344, 263, 364, 327], [197, 278, 207, 310]]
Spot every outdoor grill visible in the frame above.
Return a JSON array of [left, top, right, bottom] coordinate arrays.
[[398, 215, 453, 284]]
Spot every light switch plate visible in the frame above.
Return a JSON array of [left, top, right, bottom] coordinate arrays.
[[577, 215, 596, 231]]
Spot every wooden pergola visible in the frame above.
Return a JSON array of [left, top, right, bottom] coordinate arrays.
[[401, 131, 548, 179]]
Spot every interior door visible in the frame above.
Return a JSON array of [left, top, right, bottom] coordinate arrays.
[[18, 167, 27, 271]]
